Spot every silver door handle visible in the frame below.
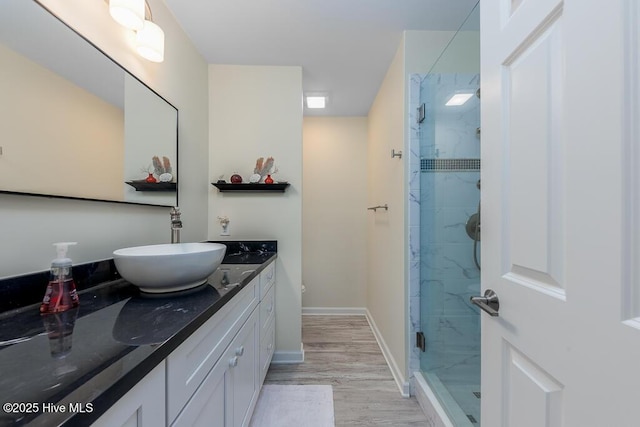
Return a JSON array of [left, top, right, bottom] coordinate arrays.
[[470, 289, 500, 317]]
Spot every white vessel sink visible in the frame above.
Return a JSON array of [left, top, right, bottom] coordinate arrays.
[[113, 243, 226, 293]]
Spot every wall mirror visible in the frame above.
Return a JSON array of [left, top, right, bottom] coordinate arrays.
[[0, 0, 178, 207]]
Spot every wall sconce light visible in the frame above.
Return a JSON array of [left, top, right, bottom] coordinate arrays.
[[136, 17, 164, 62], [108, 0, 164, 63], [109, 0, 145, 30]]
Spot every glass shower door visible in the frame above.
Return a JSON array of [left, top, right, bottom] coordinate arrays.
[[419, 3, 481, 425]]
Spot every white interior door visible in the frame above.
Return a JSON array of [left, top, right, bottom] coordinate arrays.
[[481, 0, 640, 426]]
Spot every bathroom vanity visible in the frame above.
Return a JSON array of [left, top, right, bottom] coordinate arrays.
[[0, 242, 276, 426]]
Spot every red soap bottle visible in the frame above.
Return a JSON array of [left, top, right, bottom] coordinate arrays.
[[40, 242, 79, 314]]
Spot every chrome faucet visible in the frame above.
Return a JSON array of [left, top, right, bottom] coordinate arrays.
[[170, 207, 182, 243]]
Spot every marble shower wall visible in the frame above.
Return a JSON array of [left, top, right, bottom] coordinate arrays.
[[409, 73, 481, 391]]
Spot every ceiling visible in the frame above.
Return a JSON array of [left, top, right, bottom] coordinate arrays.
[[163, 0, 479, 116]]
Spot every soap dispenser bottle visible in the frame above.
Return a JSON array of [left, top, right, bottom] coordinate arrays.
[[40, 242, 79, 314]]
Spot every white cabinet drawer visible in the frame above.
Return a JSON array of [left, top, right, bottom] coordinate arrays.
[[259, 261, 275, 299], [259, 318, 275, 386], [167, 278, 258, 424], [259, 285, 275, 342]]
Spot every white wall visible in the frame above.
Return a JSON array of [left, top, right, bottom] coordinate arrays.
[[0, 0, 209, 278], [366, 30, 456, 391], [367, 37, 408, 387], [302, 117, 368, 310], [208, 65, 303, 359]]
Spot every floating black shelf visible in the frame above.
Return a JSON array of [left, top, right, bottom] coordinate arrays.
[[212, 182, 290, 192], [126, 181, 177, 191]]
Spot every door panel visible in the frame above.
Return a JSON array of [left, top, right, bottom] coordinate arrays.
[[504, 14, 565, 293], [503, 342, 563, 427]]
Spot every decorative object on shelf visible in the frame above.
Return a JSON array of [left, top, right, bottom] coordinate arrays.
[[152, 155, 173, 182], [212, 182, 290, 192], [264, 175, 274, 184], [249, 173, 261, 183], [217, 216, 230, 236], [254, 156, 278, 182], [137, 155, 173, 186], [230, 173, 243, 184]]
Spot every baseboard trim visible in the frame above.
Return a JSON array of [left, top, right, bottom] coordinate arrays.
[[365, 309, 410, 397], [302, 307, 367, 316], [271, 344, 305, 364]]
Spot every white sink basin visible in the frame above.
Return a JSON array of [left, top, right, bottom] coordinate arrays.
[[113, 243, 226, 293]]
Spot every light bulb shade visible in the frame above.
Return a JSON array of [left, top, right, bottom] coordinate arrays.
[[136, 20, 165, 63], [109, 0, 145, 30]]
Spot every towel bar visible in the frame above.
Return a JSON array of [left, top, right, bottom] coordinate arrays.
[[367, 204, 388, 212]]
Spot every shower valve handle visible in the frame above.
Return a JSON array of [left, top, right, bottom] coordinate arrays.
[[470, 289, 500, 317]]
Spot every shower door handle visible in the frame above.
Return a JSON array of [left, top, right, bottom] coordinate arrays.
[[470, 289, 500, 317]]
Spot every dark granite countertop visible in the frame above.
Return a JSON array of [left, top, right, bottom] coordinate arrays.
[[0, 241, 276, 426]]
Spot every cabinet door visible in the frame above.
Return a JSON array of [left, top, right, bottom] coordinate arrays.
[[171, 353, 226, 427], [167, 278, 258, 423], [175, 308, 259, 427], [91, 362, 165, 427], [226, 308, 259, 427], [259, 317, 275, 386], [258, 284, 275, 342]]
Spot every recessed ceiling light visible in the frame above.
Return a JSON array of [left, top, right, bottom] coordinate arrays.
[[445, 93, 474, 106], [306, 96, 326, 109]]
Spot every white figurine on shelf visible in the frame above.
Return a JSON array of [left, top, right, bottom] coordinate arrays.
[[254, 156, 276, 182]]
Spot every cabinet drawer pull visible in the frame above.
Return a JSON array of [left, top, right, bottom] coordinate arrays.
[[235, 346, 244, 357], [229, 356, 238, 367], [267, 302, 274, 313]]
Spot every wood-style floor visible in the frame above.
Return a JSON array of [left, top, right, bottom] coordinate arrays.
[[264, 315, 429, 426]]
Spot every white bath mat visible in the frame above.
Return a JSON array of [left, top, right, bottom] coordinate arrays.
[[249, 385, 335, 427]]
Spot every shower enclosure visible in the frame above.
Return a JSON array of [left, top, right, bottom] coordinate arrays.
[[410, 3, 481, 425]]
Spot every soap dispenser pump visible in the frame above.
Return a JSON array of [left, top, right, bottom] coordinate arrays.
[[40, 242, 79, 314]]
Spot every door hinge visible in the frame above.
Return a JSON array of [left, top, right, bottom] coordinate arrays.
[[416, 331, 426, 352]]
